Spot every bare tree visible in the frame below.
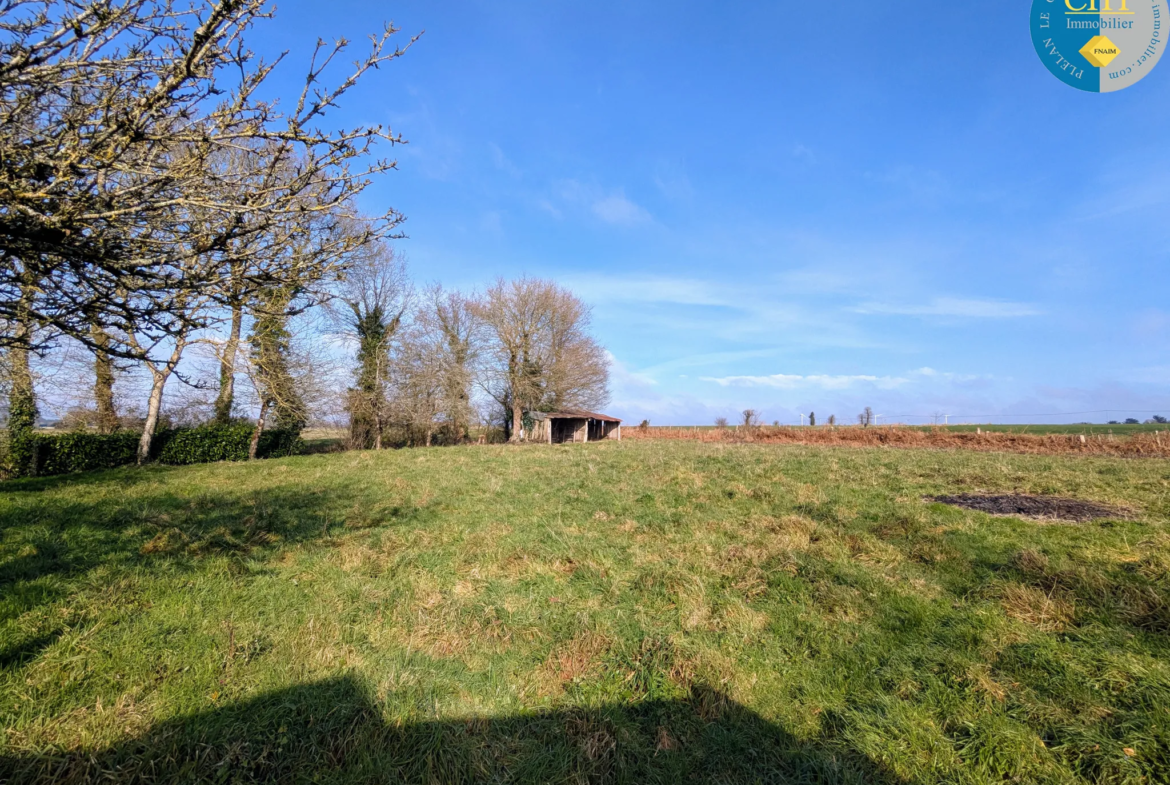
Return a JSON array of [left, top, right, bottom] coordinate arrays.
[[858, 407, 874, 427], [387, 327, 444, 447], [332, 241, 411, 450], [475, 279, 552, 442], [475, 278, 609, 442], [741, 409, 760, 429], [245, 286, 306, 459], [0, 0, 412, 363], [124, 285, 207, 463], [714, 417, 728, 429], [410, 285, 481, 444], [542, 287, 609, 414]]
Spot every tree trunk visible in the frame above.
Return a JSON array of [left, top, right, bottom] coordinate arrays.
[[8, 342, 35, 433], [135, 334, 186, 465], [511, 400, 523, 443], [5, 275, 39, 475], [8, 275, 37, 434], [214, 300, 243, 424], [248, 399, 269, 460], [138, 368, 168, 464], [91, 322, 118, 434], [374, 410, 383, 450]]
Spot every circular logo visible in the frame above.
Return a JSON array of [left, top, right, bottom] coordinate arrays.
[[1031, 0, 1165, 92]]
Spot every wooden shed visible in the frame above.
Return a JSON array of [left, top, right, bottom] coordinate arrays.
[[528, 410, 622, 444]]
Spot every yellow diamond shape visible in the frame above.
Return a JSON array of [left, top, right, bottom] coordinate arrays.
[[1080, 35, 1120, 68]]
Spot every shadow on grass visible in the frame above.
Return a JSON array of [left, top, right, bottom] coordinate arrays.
[[0, 676, 899, 784], [0, 469, 438, 623], [0, 630, 63, 670]]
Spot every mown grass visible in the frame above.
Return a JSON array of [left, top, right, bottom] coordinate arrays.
[[1, 441, 1169, 783]]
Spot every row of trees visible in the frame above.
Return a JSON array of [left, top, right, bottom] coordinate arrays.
[[0, 1, 610, 471], [334, 251, 609, 449], [713, 411, 840, 428], [1, 0, 412, 463]]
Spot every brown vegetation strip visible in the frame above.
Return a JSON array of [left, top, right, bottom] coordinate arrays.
[[927, 494, 1132, 522], [623, 425, 1170, 458]]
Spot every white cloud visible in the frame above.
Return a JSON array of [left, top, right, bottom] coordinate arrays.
[[488, 142, 522, 177], [700, 373, 910, 390], [910, 367, 985, 382], [591, 193, 651, 225], [853, 297, 1042, 318], [791, 144, 816, 164], [551, 180, 652, 226], [565, 275, 734, 308]]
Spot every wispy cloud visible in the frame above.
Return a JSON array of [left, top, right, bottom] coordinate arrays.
[[488, 142, 522, 178], [910, 367, 985, 382], [591, 192, 651, 225], [565, 275, 734, 308], [652, 164, 695, 201], [853, 297, 1042, 318], [553, 180, 652, 226], [700, 373, 910, 390], [791, 144, 816, 164]]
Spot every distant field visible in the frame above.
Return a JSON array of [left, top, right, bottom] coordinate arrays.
[[630, 423, 1170, 458], [646, 423, 1167, 436], [910, 423, 1166, 436], [2, 441, 1169, 782]]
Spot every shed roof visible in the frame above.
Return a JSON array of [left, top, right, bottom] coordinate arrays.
[[533, 409, 622, 423]]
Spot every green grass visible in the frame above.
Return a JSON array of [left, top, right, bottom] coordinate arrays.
[[1, 441, 1169, 783]]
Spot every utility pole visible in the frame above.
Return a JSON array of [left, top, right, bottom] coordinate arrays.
[[944, 414, 950, 426]]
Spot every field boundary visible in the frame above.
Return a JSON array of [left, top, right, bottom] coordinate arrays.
[[625, 424, 1170, 457]]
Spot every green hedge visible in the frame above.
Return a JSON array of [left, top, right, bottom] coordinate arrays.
[[6, 425, 303, 478], [154, 424, 302, 466], [26, 431, 141, 476]]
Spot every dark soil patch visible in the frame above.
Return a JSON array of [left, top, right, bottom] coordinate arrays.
[[927, 494, 1132, 522]]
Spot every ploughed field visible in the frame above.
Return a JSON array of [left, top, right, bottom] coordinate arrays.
[[627, 424, 1170, 458], [2, 441, 1169, 784]]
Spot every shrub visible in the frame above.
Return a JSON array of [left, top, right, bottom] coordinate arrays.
[[3, 425, 303, 478], [27, 431, 141, 476], [155, 424, 302, 465]]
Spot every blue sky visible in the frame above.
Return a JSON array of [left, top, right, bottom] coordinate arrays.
[[253, 0, 1169, 425]]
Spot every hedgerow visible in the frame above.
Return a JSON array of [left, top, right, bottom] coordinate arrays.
[[154, 424, 302, 466], [4, 425, 303, 478]]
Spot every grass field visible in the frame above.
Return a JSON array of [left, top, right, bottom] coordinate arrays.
[[2, 441, 1169, 783]]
